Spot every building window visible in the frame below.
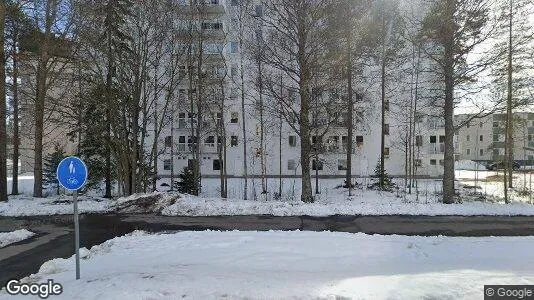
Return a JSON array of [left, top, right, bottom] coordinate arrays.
[[384, 101, 389, 111], [205, 136, 215, 147], [439, 135, 445, 143], [430, 136, 436, 143], [338, 159, 347, 170], [213, 159, 223, 170], [467, 135, 470, 142], [164, 159, 172, 170], [230, 112, 238, 123], [384, 147, 390, 157], [493, 134, 499, 142], [466, 149, 471, 155], [231, 65, 237, 78], [430, 159, 437, 165], [466, 122, 470, 128], [528, 134, 532, 142], [414, 159, 422, 167], [493, 149, 500, 156], [383, 124, 390, 135], [287, 159, 296, 170], [480, 149, 484, 156], [312, 159, 323, 170], [529, 155, 534, 161], [178, 113, 187, 128], [178, 136, 186, 151], [416, 135, 423, 147], [356, 136, 364, 148], [439, 159, 444, 166], [231, 0, 238, 6], [493, 121, 499, 128], [479, 135, 483, 142], [165, 136, 172, 148], [255, 5, 263, 17], [289, 135, 296, 147], [480, 122, 483, 128], [230, 41, 239, 53], [231, 135, 238, 147]]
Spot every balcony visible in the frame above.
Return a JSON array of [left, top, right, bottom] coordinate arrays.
[[428, 143, 445, 154], [176, 2, 226, 18], [428, 120, 445, 130]]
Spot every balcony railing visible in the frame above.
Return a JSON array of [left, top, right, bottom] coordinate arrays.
[[428, 143, 445, 154]]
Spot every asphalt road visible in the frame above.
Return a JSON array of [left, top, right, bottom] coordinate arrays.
[[3, 213, 534, 286]]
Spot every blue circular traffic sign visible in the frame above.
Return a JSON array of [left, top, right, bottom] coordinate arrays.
[[56, 156, 88, 191]]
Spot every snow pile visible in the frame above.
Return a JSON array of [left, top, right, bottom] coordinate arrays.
[[110, 192, 180, 214], [0, 195, 110, 217], [0, 229, 35, 248], [161, 192, 534, 216], [456, 160, 487, 171], [4, 230, 534, 300]]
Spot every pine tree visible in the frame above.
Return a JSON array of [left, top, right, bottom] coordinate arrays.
[[174, 166, 201, 195], [43, 144, 66, 196], [369, 160, 395, 191]]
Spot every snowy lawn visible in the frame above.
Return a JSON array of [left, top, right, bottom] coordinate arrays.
[[2, 230, 533, 300], [2, 167, 534, 217], [456, 169, 534, 203], [0, 195, 110, 217], [0, 229, 35, 248], [161, 190, 534, 216]]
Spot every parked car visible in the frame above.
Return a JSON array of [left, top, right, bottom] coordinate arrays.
[[486, 161, 520, 171]]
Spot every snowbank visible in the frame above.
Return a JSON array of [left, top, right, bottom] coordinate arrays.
[[160, 192, 534, 216], [110, 192, 179, 214], [0, 195, 110, 217], [0, 229, 35, 248], [3, 230, 534, 300]]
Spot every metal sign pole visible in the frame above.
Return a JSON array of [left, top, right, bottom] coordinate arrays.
[[57, 156, 88, 280], [73, 190, 80, 280]]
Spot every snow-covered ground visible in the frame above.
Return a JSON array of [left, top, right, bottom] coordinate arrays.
[[160, 191, 534, 216], [2, 164, 533, 217], [0, 195, 109, 217], [2, 230, 533, 300], [0, 229, 35, 248], [456, 169, 534, 203]]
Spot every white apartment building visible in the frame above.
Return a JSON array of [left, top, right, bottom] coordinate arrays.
[[151, 0, 445, 180], [16, 0, 448, 180], [455, 112, 534, 164]]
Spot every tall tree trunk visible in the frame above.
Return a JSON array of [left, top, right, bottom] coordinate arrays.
[[11, 28, 20, 195], [170, 102, 175, 190], [258, 60, 267, 195], [152, 96, 158, 192], [345, 43, 353, 195], [0, 1, 7, 202], [104, 16, 113, 198], [380, 46, 386, 190], [442, 10, 456, 203], [506, 0, 514, 192], [240, 45, 248, 200], [33, 0, 57, 198], [300, 81, 313, 203]]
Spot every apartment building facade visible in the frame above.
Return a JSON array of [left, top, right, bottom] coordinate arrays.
[[455, 112, 534, 164], [150, 0, 445, 179]]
